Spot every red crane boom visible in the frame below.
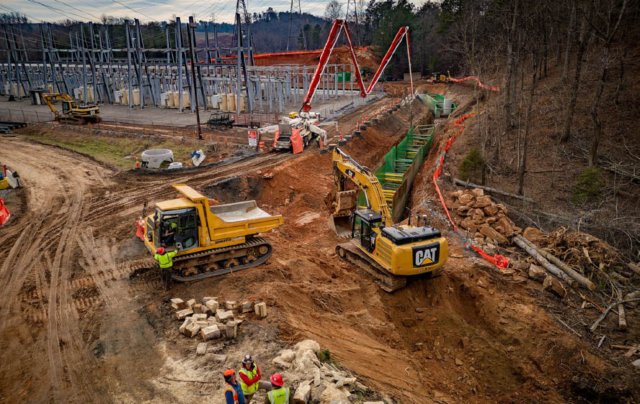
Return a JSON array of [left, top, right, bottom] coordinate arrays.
[[301, 19, 413, 112]]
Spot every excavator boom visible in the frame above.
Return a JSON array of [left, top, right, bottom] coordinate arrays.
[[301, 19, 413, 112]]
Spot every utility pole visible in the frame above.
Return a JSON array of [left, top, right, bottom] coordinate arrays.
[[188, 17, 203, 140]]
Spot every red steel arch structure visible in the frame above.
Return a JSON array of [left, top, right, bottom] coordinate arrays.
[[301, 19, 413, 112]]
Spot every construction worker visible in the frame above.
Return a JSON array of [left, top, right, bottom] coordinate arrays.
[[223, 369, 246, 404], [239, 354, 270, 403], [264, 373, 291, 404], [153, 247, 177, 290]]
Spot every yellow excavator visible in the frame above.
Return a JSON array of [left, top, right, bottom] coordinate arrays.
[[137, 184, 284, 282], [330, 148, 448, 292], [43, 92, 101, 124]]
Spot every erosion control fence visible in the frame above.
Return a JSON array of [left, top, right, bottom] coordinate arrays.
[[417, 93, 457, 118], [370, 125, 435, 222]]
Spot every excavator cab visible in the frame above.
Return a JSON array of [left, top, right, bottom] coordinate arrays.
[[352, 209, 383, 253]]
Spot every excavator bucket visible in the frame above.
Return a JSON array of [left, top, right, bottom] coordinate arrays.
[[329, 190, 357, 237]]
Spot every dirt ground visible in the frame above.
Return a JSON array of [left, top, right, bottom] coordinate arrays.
[[0, 93, 638, 403]]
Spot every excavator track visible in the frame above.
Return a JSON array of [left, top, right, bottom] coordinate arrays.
[[336, 242, 407, 293]]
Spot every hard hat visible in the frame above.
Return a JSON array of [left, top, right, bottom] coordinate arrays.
[[223, 369, 235, 378], [270, 373, 284, 387], [157, 247, 165, 255], [242, 354, 253, 365]]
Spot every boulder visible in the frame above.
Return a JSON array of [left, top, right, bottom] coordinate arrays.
[[479, 224, 508, 244], [528, 264, 546, 281], [471, 188, 484, 197], [225, 301, 238, 310], [293, 350, 321, 377], [543, 275, 567, 298], [205, 300, 219, 313], [254, 302, 268, 318], [186, 299, 196, 308], [473, 195, 492, 208], [241, 301, 253, 313], [495, 217, 514, 236], [458, 193, 474, 206], [192, 313, 208, 321], [192, 303, 205, 314], [320, 383, 350, 403], [225, 321, 238, 339], [184, 321, 201, 338], [196, 343, 207, 355], [295, 339, 321, 355], [483, 205, 499, 216], [293, 380, 311, 404], [179, 317, 193, 334]]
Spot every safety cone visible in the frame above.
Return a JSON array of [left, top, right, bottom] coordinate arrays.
[[0, 198, 11, 226]]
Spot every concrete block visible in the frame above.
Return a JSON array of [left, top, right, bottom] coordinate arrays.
[[170, 298, 186, 310], [202, 296, 217, 304], [200, 324, 221, 341], [241, 301, 253, 313], [205, 300, 219, 313], [186, 298, 196, 308], [195, 320, 209, 328], [176, 308, 194, 320], [193, 303, 205, 314], [293, 380, 311, 403], [196, 343, 207, 355], [254, 302, 267, 318], [216, 309, 234, 323], [179, 317, 193, 334], [184, 322, 201, 338], [224, 300, 238, 310], [192, 313, 208, 321], [225, 321, 238, 339]]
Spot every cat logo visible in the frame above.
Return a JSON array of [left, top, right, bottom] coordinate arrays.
[[412, 243, 440, 267]]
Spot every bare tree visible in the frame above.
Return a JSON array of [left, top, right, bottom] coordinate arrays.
[[588, 0, 628, 166], [325, 0, 343, 21]]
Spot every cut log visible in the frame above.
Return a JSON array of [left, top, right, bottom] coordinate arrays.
[[454, 179, 534, 202], [618, 291, 627, 331], [519, 235, 596, 290], [512, 236, 576, 287]]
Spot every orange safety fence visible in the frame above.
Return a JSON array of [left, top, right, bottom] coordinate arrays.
[[432, 113, 509, 269], [448, 76, 500, 92], [0, 198, 10, 226]]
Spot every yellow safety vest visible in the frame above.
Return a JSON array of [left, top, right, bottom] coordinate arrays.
[[154, 250, 177, 269], [239, 366, 259, 395], [267, 387, 290, 404]]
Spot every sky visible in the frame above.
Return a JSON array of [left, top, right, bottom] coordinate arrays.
[[1, 0, 429, 24]]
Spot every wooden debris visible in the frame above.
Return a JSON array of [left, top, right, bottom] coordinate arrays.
[[512, 236, 575, 286], [627, 262, 640, 277], [454, 179, 534, 202], [597, 335, 606, 348], [618, 291, 628, 330], [519, 235, 596, 290], [623, 345, 639, 358], [590, 299, 640, 332]]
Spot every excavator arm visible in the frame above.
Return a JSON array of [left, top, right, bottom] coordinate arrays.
[[331, 148, 393, 227], [302, 19, 413, 112]]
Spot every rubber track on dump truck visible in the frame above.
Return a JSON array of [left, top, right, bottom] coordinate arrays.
[[171, 237, 272, 282], [336, 242, 407, 292]]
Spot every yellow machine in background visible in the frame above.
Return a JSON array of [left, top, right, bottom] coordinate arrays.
[[330, 148, 448, 292], [43, 92, 101, 124], [140, 184, 284, 282]]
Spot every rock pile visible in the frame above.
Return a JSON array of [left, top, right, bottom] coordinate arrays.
[[448, 189, 521, 245], [170, 297, 268, 345], [271, 339, 382, 404]]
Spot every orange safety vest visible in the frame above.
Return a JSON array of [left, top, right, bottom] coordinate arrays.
[[224, 383, 239, 404]]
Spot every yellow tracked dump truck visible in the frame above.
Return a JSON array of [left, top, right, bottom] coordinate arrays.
[[330, 148, 448, 292], [43, 92, 101, 124], [140, 184, 284, 282]]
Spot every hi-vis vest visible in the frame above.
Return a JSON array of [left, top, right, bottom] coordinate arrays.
[[239, 366, 259, 395], [154, 250, 177, 269], [267, 387, 290, 404], [224, 383, 239, 404]]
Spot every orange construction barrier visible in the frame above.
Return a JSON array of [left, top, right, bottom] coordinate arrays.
[[448, 76, 500, 92], [432, 112, 509, 270], [135, 218, 145, 241], [0, 198, 11, 226]]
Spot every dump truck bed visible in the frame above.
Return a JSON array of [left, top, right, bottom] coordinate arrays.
[[211, 201, 272, 222]]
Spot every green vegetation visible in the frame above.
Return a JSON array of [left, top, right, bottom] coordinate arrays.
[[459, 148, 485, 182], [317, 348, 333, 364], [572, 167, 604, 205], [21, 129, 194, 170]]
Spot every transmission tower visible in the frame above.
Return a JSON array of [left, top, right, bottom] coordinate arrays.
[[286, 0, 304, 51]]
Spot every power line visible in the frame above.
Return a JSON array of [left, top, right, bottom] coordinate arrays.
[[111, 0, 153, 21], [26, 0, 89, 21], [52, 0, 102, 21]]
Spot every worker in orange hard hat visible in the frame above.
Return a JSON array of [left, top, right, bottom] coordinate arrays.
[[224, 369, 246, 404], [153, 246, 177, 290], [265, 373, 291, 404]]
